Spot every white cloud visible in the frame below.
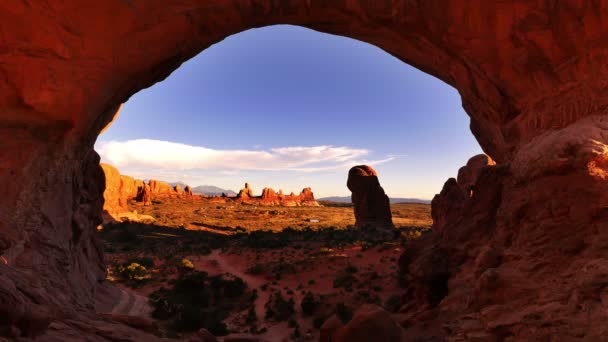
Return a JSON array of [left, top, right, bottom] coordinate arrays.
[[95, 139, 395, 173]]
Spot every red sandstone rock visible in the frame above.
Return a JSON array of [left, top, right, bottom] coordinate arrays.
[[237, 183, 254, 199], [139, 184, 152, 206], [184, 328, 218, 342], [261, 187, 278, 202], [184, 185, 193, 196], [174, 184, 183, 195], [320, 305, 406, 342], [3, 1, 608, 340], [100, 163, 125, 215], [347, 165, 393, 227], [148, 179, 173, 194], [299, 187, 315, 201]]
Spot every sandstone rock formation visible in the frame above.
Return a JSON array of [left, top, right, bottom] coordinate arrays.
[[184, 185, 193, 196], [100, 163, 126, 215], [174, 184, 183, 195], [237, 183, 254, 199], [102, 165, 194, 218], [320, 304, 406, 342], [254, 186, 319, 206], [139, 184, 152, 206], [347, 165, 393, 227], [148, 179, 173, 194], [3, 1, 608, 340]]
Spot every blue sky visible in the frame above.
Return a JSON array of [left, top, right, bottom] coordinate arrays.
[[96, 25, 482, 199]]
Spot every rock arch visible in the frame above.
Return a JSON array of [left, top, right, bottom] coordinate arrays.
[[1, 1, 607, 340]]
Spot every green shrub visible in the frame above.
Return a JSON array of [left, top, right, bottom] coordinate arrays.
[[119, 262, 147, 280], [246, 306, 257, 324], [246, 263, 265, 275], [333, 272, 356, 290], [265, 291, 295, 321], [300, 292, 318, 316], [180, 258, 195, 270], [150, 271, 249, 335]]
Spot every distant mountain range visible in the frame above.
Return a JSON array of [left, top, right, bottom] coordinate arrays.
[[191, 185, 237, 197], [318, 196, 431, 204], [168, 182, 237, 196]]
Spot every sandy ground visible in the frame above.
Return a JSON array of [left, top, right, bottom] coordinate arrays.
[[99, 200, 431, 340], [186, 243, 405, 341]]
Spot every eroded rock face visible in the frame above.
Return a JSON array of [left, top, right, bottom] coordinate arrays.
[[3, 1, 608, 340], [237, 183, 254, 199], [398, 146, 608, 340], [320, 305, 406, 342], [251, 186, 319, 206], [347, 165, 393, 227]]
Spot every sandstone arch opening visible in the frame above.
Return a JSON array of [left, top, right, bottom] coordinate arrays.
[[2, 2, 608, 341], [93, 24, 483, 339]]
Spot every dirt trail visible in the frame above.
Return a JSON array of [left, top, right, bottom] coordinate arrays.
[[95, 282, 153, 318]]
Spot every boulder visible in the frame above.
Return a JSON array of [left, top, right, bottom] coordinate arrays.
[[320, 305, 406, 342]]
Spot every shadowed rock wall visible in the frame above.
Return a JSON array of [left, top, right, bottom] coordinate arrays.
[[1, 1, 608, 339]]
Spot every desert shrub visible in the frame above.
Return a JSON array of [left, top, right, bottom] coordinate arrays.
[[345, 264, 358, 274], [265, 291, 295, 321], [150, 271, 249, 335], [246, 306, 257, 324], [179, 258, 194, 270], [271, 262, 297, 278], [300, 291, 318, 316], [333, 272, 356, 290], [335, 302, 353, 324], [118, 262, 147, 280], [246, 263, 265, 275]]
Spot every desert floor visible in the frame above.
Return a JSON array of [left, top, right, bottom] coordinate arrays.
[[97, 198, 431, 341]]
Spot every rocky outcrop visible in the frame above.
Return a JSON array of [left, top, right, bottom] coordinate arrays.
[[101, 163, 145, 218], [148, 179, 172, 194], [320, 305, 406, 342], [252, 185, 319, 206], [4, 1, 608, 340], [102, 165, 194, 217], [237, 183, 254, 199], [138, 184, 152, 206], [100, 163, 126, 215], [347, 165, 393, 227], [184, 185, 193, 196], [174, 184, 183, 195]]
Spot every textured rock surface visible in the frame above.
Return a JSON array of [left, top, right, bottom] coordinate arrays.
[[253, 186, 319, 206], [236, 183, 254, 199], [148, 180, 173, 194], [100, 163, 125, 215], [347, 165, 393, 227], [320, 305, 406, 342], [2, 1, 608, 340]]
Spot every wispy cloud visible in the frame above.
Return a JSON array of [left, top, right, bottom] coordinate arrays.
[[96, 139, 396, 173]]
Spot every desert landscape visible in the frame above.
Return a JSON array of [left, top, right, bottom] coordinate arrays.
[[3, 2, 608, 342], [97, 163, 431, 341]]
